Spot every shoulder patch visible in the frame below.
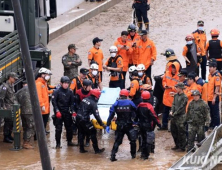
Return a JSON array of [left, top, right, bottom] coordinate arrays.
[[2, 86, 6, 90], [130, 83, 134, 88], [62, 56, 66, 60], [88, 51, 91, 55], [118, 60, 122, 65]]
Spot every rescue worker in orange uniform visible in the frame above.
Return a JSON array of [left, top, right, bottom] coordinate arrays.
[[195, 74, 207, 102], [158, 63, 180, 130], [205, 29, 222, 71], [127, 24, 140, 66], [182, 34, 204, 75], [129, 69, 142, 106], [70, 68, 88, 94], [104, 46, 124, 89], [137, 64, 152, 90], [207, 60, 221, 129], [178, 68, 188, 86], [137, 30, 157, 81], [192, 20, 207, 80], [162, 49, 181, 72], [184, 72, 200, 110], [36, 67, 52, 134], [87, 63, 102, 90], [88, 37, 104, 81], [114, 31, 133, 88]]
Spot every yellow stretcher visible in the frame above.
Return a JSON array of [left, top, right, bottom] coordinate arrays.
[[90, 87, 120, 131]]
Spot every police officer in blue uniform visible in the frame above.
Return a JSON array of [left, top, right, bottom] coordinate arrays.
[[132, 0, 151, 32], [106, 89, 137, 162]]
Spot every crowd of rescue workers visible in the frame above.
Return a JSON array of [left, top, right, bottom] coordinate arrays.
[[1, 19, 222, 162]]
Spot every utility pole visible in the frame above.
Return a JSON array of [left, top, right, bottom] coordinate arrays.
[[11, 0, 53, 169]]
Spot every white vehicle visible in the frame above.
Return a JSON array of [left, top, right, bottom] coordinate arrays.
[[91, 87, 120, 130]]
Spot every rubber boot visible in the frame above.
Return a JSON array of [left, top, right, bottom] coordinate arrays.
[[145, 23, 149, 33], [3, 136, 13, 143], [56, 143, 62, 149], [23, 141, 34, 149], [137, 22, 142, 33], [80, 141, 88, 153], [110, 154, 117, 162], [85, 136, 90, 147], [67, 141, 78, 146], [95, 148, 105, 154], [8, 135, 14, 141]]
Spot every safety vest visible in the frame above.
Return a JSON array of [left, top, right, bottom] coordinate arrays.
[[107, 55, 122, 77], [73, 76, 83, 94], [208, 40, 222, 59], [87, 74, 99, 89]]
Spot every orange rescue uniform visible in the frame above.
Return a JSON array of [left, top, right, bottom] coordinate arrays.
[[192, 31, 207, 56], [114, 38, 133, 72], [127, 33, 140, 65], [70, 76, 86, 94], [207, 71, 221, 101], [36, 77, 50, 115], [162, 63, 180, 107], [184, 82, 200, 111], [137, 38, 157, 70], [129, 79, 141, 99], [88, 47, 104, 71]]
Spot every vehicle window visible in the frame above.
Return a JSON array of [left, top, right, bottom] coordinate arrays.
[[0, 0, 13, 10]]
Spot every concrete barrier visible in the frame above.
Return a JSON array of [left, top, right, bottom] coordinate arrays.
[[49, 0, 123, 41]]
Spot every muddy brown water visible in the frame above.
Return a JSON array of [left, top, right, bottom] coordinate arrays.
[[0, 117, 185, 170]]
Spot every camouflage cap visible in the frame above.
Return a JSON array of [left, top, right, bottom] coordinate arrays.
[[175, 82, 185, 89], [191, 90, 201, 96], [8, 72, 18, 80], [68, 44, 77, 50]]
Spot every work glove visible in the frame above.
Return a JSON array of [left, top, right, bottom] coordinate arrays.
[[106, 126, 110, 133], [72, 112, 77, 123], [41, 106, 46, 112], [147, 4, 150, 11], [56, 112, 62, 119]]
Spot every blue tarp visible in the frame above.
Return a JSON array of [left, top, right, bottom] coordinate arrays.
[[98, 87, 120, 105]]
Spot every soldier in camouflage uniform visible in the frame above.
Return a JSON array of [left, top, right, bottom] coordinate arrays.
[[170, 83, 188, 152], [16, 81, 35, 149], [62, 44, 82, 80], [0, 72, 18, 143], [186, 90, 210, 152]]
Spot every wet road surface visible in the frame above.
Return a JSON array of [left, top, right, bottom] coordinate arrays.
[[0, 117, 185, 170]]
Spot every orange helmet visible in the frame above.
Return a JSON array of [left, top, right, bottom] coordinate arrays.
[[141, 91, 150, 100], [210, 29, 220, 36], [120, 89, 129, 97], [185, 34, 194, 41], [91, 89, 101, 98]]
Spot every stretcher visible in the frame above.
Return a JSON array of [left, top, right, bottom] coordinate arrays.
[[90, 87, 120, 130]]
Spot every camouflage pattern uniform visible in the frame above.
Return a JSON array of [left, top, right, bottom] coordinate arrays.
[[0, 80, 17, 138], [170, 90, 188, 150], [186, 98, 210, 152], [62, 53, 82, 80], [16, 86, 35, 142]]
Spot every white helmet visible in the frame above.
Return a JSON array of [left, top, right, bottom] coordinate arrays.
[[90, 63, 98, 70], [109, 46, 118, 53], [128, 65, 137, 73], [38, 67, 52, 75], [137, 64, 145, 71]]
